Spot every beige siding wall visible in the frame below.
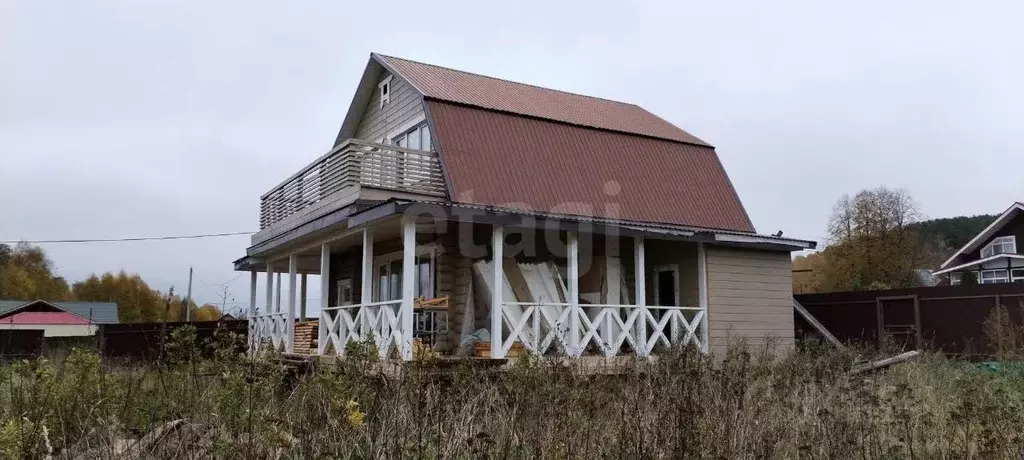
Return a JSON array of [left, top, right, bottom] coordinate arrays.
[[353, 71, 425, 143], [706, 246, 793, 354]]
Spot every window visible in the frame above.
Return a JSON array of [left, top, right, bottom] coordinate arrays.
[[373, 246, 436, 301], [392, 122, 432, 151], [950, 272, 962, 286], [981, 236, 1016, 258], [336, 279, 354, 306], [378, 75, 392, 108], [980, 269, 1009, 284], [415, 253, 435, 299], [1013, 269, 1024, 282]]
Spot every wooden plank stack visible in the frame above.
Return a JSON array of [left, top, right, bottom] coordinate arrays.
[[293, 320, 318, 354]]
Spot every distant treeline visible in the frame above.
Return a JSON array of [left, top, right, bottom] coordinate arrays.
[[0, 243, 222, 323]]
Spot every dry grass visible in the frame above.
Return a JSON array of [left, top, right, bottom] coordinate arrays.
[[0, 328, 1023, 459]]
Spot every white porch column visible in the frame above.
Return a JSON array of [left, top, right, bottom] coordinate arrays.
[[262, 262, 273, 352], [697, 242, 710, 354], [602, 255, 619, 356], [248, 270, 257, 351], [265, 263, 274, 314], [299, 274, 308, 321], [249, 270, 258, 318], [634, 237, 648, 357], [568, 231, 580, 357], [491, 225, 504, 359], [360, 228, 374, 338], [274, 273, 282, 313], [287, 254, 298, 353], [400, 217, 416, 360], [318, 243, 331, 355]]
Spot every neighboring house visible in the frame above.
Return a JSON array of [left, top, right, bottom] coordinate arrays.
[[235, 53, 816, 360], [934, 202, 1024, 285], [0, 300, 119, 337]]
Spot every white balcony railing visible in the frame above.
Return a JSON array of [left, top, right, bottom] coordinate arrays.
[[259, 139, 446, 230], [500, 302, 706, 357]]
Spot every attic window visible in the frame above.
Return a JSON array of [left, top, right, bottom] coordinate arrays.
[[981, 236, 1016, 258], [378, 75, 393, 108]]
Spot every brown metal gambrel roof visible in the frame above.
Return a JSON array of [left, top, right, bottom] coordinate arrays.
[[377, 54, 710, 146], [426, 101, 756, 233]]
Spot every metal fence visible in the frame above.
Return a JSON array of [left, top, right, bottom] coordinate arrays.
[[100, 320, 248, 360], [795, 284, 1024, 357]]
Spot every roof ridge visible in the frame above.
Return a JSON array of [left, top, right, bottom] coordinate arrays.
[[375, 53, 645, 109]]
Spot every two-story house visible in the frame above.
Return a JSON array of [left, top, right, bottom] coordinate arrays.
[[235, 53, 815, 360], [933, 202, 1024, 285]]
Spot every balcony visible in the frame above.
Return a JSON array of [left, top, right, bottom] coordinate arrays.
[[258, 139, 446, 232]]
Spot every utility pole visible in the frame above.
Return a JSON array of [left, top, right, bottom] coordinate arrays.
[[220, 285, 232, 312], [184, 266, 193, 322]]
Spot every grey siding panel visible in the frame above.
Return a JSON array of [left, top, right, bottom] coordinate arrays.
[[353, 71, 426, 143], [706, 247, 794, 355]]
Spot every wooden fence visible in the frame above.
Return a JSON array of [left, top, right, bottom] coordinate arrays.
[[795, 284, 1024, 356]]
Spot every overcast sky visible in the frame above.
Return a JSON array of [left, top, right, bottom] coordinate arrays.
[[3, 1, 1023, 313]]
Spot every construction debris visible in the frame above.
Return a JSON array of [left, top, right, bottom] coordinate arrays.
[[415, 296, 450, 310], [849, 350, 921, 375], [793, 299, 845, 350]]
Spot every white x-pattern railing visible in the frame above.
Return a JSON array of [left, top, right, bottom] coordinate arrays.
[[500, 302, 706, 357], [644, 306, 706, 353], [319, 300, 404, 358], [249, 311, 288, 352], [500, 302, 571, 355]]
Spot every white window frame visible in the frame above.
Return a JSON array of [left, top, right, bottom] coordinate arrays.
[[336, 279, 354, 306], [391, 121, 432, 152], [652, 264, 680, 306], [378, 75, 393, 108], [980, 236, 1016, 258], [980, 269, 1009, 284], [950, 272, 962, 286], [372, 244, 437, 302]]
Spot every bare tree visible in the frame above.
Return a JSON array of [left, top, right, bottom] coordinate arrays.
[[822, 187, 930, 291]]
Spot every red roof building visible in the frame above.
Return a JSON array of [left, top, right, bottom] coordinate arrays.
[[237, 53, 815, 360]]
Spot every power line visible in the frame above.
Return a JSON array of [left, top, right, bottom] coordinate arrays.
[[0, 231, 254, 244], [196, 271, 245, 288]]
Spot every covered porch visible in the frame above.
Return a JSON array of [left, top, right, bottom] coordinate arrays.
[[241, 212, 712, 360]]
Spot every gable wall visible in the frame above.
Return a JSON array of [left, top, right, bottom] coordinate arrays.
[[966, 213, 1024, 262], [352, 71, 426, 144]]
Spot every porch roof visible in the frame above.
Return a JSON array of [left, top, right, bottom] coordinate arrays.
[[234, 198, 815, 271]]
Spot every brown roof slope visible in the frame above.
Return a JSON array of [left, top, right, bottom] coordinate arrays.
[[428, 101, 754, 233], [378, 54, 709, 146]]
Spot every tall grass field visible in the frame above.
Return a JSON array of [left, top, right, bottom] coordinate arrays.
[[1, 325, 1023, 459]]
